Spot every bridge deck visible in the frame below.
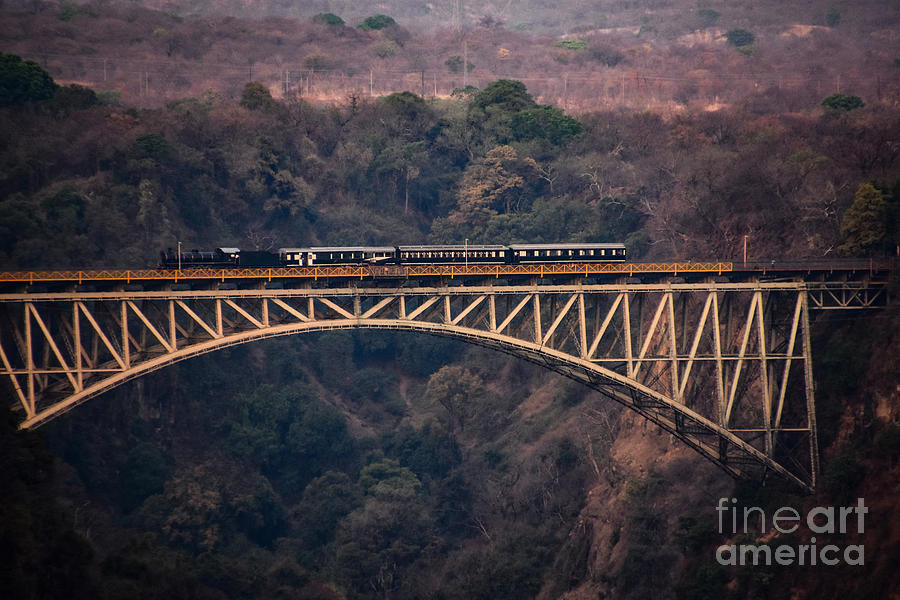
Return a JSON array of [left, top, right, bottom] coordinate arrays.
[[0, 259, 891, 288]]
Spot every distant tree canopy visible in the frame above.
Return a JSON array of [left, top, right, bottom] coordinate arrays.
[[697, 8, 720, 28], [725, 29, 755, 47], [358, 14, 396, 30], [240, 81, 274, 110], [511, 106, 583, 145], [839, 183, 887, 255], [822, 93, 865, 111], [445, 55, 475, 73], [379, 90, 429, 120], [312, 13, 344, 26], [470, 79, 537, 114], [0, 53, 57, 106]]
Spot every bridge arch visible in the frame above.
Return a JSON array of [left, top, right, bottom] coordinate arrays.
[[1, 284, 823, 491]]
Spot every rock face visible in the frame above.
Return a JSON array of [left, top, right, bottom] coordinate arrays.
[[542, 409, 732, 599]]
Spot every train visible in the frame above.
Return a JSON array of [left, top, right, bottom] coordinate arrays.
[[159, 243, 627, 269]]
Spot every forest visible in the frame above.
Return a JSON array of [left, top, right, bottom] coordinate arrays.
[[2, 0, 900, 598]]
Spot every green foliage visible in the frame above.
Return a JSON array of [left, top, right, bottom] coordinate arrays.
[[221, 383, 355, 494], [46, 84, 98, 116], [554, 39, 587, 50], [57, 1, 98, 21], [359, 458, 423, 500], [672, 516, 717, 552], [142, 463, 286, 552], [373, 40, 399, 58], [674, 562, 730, 600], [697, 8, 720, 28], [511, 106, 583, 145], [470, 79, 537, 114], [735, 44, 756, 56], [822, 93, 865, 111], [118, 442, 173, 513], [358, 14, 397, 30], [382, 423, 461, 479], [840, 183, 886, 255], [445, 55, 475, 73], [295, 471, 362, 554], [822, 450, 865, 503], [450, 84, 479, 99], [240, 81, 275, 110], [312, 331, 356, 385], [425, 365, 485, 432], [96, 90, 121, 105], [312, 13, 344, 26], [874, 422, 900, 462], [133, 132, 171, 160], [725, 29, 755, 47], [0, 53, 57, 106], [0, 405, 100, 599]]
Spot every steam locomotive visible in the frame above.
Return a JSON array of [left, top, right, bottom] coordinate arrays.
[[159, 243, 627, 269]]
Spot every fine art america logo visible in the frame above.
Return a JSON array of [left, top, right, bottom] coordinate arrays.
[[715, 497, 867, 566]]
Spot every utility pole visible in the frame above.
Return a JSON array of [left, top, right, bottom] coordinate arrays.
[[177, 241, 182, 271], [463, 40, 468, 89], [743, 235, 748, 267]]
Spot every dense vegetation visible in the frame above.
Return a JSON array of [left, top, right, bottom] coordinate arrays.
[[1, 1, 900, 596], [1, 65, 898, 269], [2, 1, 899, 113]]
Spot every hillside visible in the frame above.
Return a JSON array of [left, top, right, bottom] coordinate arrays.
[[1, 2, 900, 598], [2, 0, 899, 111]]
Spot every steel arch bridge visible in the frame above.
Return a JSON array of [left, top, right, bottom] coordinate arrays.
[[0, 268, 891, 493]]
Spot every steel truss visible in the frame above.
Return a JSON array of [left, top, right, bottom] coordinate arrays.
[[0, 280, 884, 492]]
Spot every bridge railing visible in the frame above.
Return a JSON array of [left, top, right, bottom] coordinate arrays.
[[0, 258, 892, 286]]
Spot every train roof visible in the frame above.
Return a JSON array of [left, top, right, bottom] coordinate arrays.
[[508, 243, 626, 249], [398, 245, 508, 251], [279, 246, 395, 252], [218, 247, 240, 253]]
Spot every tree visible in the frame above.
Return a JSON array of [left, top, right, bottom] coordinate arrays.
[[295, 471, 362, 553], [358, 14, 396, 30], [240, 82, 275, 111], [839, 183, 887, 255], [821, 93, 865, 111], [445, 55, 475, 73], [725, 29, 755, 47], [511, 106, 583, 145], [451, 145, 528, 225], [425, 365, 485, 432], [312, 13, 344, 25], [469, 79, 536, 114], [0, 53, 57, 106]]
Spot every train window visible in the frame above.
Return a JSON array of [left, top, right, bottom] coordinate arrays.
[[601, 250, 606, 256]]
